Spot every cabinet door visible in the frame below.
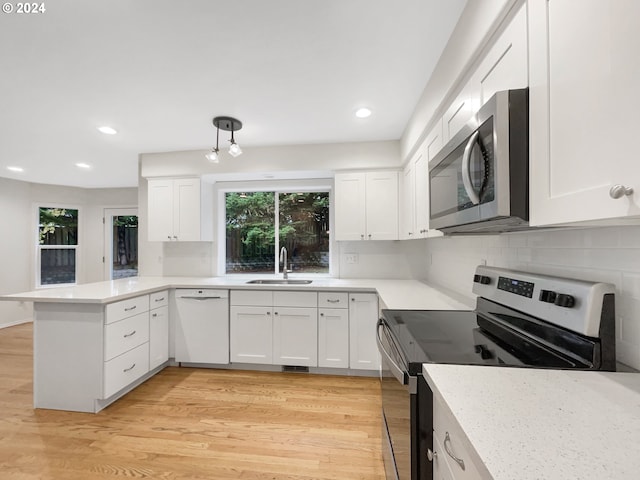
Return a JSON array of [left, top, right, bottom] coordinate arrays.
[[365, 171, 399, 240], [272, 307, 318, 367], [400, 162, 416, 240], [147, 179, 174, 241], [230, 306, 273, 364], [475, 2, 527, 107], [416, 120, 445, 239], [149, 305, 169, 370], [172, 178, 201, 241], [318, 308, 349, 368], [334, 173, 366, 241], [529, 0, 640, 225], [442, 77, 478, 144], [348, 293, 380, 370]]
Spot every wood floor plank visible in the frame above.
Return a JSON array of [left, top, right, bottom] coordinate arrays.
[[0, 323, 385, 479]]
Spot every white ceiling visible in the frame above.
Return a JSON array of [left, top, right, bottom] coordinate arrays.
[[0, 0, 467, 188]]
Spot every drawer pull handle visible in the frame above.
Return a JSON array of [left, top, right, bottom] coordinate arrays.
[[152, 313, 158, 318], [123, 363, 136, 373], [123, 330, 136, 338], [444, 432, 465, 471], [155, 297, 165, 302], [327, 299, 340, 303], [124, 306, 137, 312]]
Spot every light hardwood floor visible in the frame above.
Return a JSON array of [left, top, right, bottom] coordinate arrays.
[[0, 323, 385, 479]]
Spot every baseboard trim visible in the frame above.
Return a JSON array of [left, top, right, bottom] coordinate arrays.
[[0, 318, 33, 330]]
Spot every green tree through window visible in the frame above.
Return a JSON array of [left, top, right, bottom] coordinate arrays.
[[225, 191, 329, 274]]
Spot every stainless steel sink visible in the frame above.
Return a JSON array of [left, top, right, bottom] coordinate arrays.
[[246, 279, 313, 285]]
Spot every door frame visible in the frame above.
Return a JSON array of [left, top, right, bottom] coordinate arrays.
[[103, 207, 138, 280]]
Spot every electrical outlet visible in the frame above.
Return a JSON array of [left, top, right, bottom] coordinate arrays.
[[345, 254, 358, 264]]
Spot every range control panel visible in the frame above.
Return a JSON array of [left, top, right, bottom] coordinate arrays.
[[497, 276, 535, 298], [471, 265, 615, 337]]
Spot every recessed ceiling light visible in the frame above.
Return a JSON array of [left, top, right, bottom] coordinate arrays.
[[97, 126, 117, 135], [355, 107, 372, 118], [7, 166, 24, 172], [75, 163, 91, 169]]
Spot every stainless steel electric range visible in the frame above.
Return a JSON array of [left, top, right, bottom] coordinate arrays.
[[377, 265, 616, 480]]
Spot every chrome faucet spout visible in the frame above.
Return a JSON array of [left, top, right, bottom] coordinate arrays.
[[280, 246, 289, 279]]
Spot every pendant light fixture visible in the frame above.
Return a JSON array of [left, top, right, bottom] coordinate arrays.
[[206, 116, 243, 162]]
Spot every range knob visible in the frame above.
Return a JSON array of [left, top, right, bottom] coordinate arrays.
[[539, 289, 557, 303], [473, 274, 491, 285], [554, 294, 575, 308]]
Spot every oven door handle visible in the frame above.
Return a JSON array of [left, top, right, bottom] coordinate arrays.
[[376, 319, 408, 386], [462, 130, 481, 205]]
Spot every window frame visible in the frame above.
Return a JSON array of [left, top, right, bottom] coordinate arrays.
[[215, 179, 335, 277], [35, 203, 81, 289]]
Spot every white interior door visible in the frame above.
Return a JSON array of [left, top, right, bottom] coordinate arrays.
[[104, 208, 138, 280]]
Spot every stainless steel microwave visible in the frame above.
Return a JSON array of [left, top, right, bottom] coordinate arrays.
[[429, 88, 528, 234]]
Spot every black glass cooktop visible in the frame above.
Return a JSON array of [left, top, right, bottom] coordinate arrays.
[[381, 308, 594, 375]]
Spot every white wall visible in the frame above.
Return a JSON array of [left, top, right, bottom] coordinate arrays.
[[423, 227, 640, 370], [138, 141, 402, 278], [0, 177, 33, 327], [0, 176, 137, 328]]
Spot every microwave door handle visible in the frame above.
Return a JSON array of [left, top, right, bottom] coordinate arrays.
[[462, 130, 481, 205]]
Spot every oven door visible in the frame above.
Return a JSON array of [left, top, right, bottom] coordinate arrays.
[[377, 319, 413, 480]]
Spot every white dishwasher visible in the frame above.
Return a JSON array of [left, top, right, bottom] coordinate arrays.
[[174, 289, 229, 364]]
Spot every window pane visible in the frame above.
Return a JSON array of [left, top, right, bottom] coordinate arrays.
[[39, 208, 78, 245], [112, 216, 138, 279], [226, 192, 276, 273], [40, 249, 76, 285], [279, 192, 330, 274]]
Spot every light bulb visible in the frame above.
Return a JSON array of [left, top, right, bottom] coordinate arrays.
[[229, 142, 242, 157], [205, 149, 219, 163], [355, 107, 372, 118]]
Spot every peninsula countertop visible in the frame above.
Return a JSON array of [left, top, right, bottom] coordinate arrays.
[[0, 276, 474, 311], [422, 363, 640, 480]]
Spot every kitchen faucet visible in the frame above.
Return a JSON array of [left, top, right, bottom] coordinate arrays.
[[279, 246, 291, 279]]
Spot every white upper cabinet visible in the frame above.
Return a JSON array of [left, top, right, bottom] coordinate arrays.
[[442, 2, 528, 145], [147, 177, 213, 241], [334, 171, 399, 241], [529, 0, 640, 225], [400, 162, 416, 240], [474, 2, 528, 107], [442, 77, 479, 145], [415, 119, 444, 239]]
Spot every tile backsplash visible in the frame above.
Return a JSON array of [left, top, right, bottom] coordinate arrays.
[[423, 226, 640, 370]]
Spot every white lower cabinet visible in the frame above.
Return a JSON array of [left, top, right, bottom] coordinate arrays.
[[149, 305, 169, 370], [230, 306, 273, 364], [230, 290, 319, 366], [348, 293, 380, 370], [318, 308, 349, 368], [273, 307, 318, 367], [433, 395, 484, 480], [103, 342, 150, 399]]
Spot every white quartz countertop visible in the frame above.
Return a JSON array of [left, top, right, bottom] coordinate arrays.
[[1, 276, 474, 310], [422, 364, 640, 480]]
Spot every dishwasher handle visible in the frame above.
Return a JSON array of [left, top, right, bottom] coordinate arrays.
[[177, 295, 226, 300]]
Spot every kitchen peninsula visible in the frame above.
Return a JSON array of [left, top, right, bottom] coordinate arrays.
[[2, 276, 471, 413]]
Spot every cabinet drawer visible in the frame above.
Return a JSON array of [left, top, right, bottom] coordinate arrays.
[[104, 312, 150, 361], [150, 290, 169, 309], [273, 291, 317, 308], [103, 342, 150, 399], [105, 295, 149, 324], [433, 396, 483, 480], [230, 290, 273, 306], [318, 292, 348, 309]]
